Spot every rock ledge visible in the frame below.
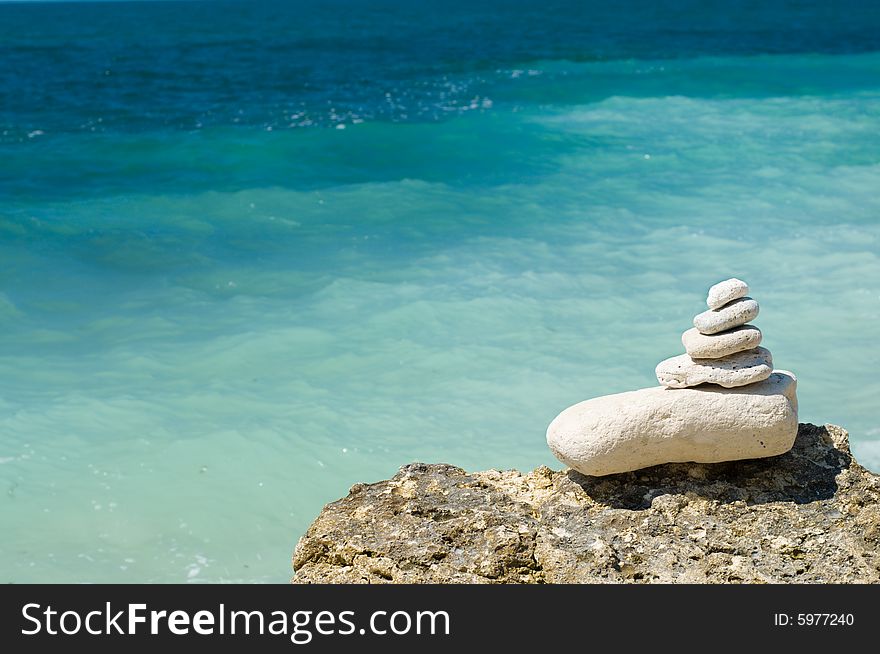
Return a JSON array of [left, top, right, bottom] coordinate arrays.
[[292, 424, 879, 583]]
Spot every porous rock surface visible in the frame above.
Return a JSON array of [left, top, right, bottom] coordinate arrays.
[[293, 424, 879, 584]]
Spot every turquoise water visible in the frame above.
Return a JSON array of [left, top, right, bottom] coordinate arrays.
[[1, 1, 879, 583]]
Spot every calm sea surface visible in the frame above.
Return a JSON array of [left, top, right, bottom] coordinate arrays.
[[1, 0, 879, 582]]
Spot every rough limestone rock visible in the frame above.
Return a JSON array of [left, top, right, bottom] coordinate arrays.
[[547, 371, 796, 476], [693, 297, 759, 335], [655, 346, 773, 389], [293, 424, 880, 584], [682, 325, 762, 359], [707, 278, 749, 310]]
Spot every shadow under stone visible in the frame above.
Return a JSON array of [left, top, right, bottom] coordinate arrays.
[[567, 423, 850, 509]]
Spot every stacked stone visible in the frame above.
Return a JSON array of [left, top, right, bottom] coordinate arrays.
[[545, 277, 799, 477], [655, 278, 773, 389]]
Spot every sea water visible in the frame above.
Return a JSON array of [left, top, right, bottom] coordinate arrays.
[[1, 0, 878, 582]]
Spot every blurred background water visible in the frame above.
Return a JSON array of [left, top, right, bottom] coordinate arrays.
[[1, 0, 878, 582]]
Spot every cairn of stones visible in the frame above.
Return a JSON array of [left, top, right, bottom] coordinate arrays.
[[546, 278, 798, 477], [655, 278, 771, 389]]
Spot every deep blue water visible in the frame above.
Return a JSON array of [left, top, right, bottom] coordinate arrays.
[[1, 0, 879, 582]]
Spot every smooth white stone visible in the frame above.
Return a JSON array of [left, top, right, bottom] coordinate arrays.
[[546, 371, 798, 477], [707, 278, 749, 310], [655, 346, 772, 388], [682, 325, 762, 359], [693, 297, 759, 335]]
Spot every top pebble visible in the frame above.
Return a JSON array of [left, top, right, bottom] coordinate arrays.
[[706, 278, 749, 310]]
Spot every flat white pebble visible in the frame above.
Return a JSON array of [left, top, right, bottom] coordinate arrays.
[[682, 325, 762, 359], [693, 297, 759, 335], [655, 346, 773, 388], [707, 278, 749, 310]]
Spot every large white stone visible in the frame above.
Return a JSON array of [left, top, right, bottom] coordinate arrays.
[[693, 297, 759, 335], [546, 371, 798, 476], [682, 325, 762, 359], [707, 278, 749, 310], [655, 346, 772, 388]]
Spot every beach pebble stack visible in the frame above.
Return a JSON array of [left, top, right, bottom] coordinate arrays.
[[655, 278, 771, 389], [546, 277, 799, 476]]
